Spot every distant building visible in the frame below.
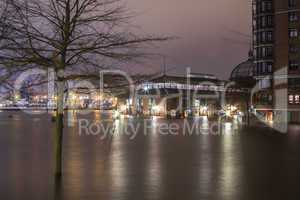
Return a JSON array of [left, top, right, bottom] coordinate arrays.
[[119, 73, 225, 117], [229, 51, 256, 119], [252, 0, 300, 123]]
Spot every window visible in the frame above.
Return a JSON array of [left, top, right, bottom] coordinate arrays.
[[290, 45, 299, 53], [256, 48, 261, 59], [262, 47, 266, 57], [289, 12, 298, 22], [258, 47, 273, 58], [265, 47, 273, 57], [266, 2, 272, 11], [258, 62, 273, 74], [255, 31, 273, 42], [254, 64, 258, 75], [261, 2, 272, 12], [267, 31, 273, 41], [253, 19, 257, 30], [256, 63, 261, 74], [259, 79, 271, 89], [261, 2, 266, 12], [267, 16, 273, 26], [257, 4, 261, 14], [267, 62, 273, 73], [261, 16, 266, 27], [262, 64, 266, 73], [289, 95, 300, 104], [289, 29, 298, 38], [295, 95, 300, 104], [289, 95, 294, 104], [289, 60, 299, 70], [289, 0, 296, 8], [261, 32, 266, 42], [289, 78, 300, 87]]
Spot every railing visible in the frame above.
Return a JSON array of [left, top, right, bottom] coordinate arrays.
[[137, 82, 247, 93]]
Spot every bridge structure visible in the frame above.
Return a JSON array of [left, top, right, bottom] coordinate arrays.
[[117, 73, 251, 118]]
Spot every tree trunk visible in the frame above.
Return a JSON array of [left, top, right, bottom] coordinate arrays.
[[55, 79, 64, 178]]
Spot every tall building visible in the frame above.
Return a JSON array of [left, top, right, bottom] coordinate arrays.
[[253, 0, 300, 124]]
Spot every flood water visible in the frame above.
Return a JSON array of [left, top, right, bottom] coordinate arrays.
[[0, 111, 300, 200]]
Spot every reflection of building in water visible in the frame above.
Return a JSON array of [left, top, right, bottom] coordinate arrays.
[[119, 73, 226, 118], [252, 0, 300, 123]]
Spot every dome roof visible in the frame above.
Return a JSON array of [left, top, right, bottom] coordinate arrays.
[[230, 58, 254, 80], [230, 60, 254, 79]]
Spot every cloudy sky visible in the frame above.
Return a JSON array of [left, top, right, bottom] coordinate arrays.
[[125, 0, 252, 79]]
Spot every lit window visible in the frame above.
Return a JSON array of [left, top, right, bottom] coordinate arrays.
[[267, 31, 273, 41], [194, 100, 200, 107], [262, 47, 266, 57], [267, 63, 273, 73], [289, 29, 298, 38], [295, 95, 300, 104], [259, 79, 271, 89], [289, 95, 294, 104], [268, 95, 273, 102], [253, 6, 256, 15], [289, 12, 298, 22]]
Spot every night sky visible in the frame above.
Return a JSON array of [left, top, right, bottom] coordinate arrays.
[[126, 0, 252, 79]]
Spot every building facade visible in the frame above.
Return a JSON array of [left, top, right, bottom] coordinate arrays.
[[253, 0, 300, 123]]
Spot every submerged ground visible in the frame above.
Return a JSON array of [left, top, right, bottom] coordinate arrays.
[[0, 111, 300, 200]]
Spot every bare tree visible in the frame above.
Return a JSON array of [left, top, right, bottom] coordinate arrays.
[[0, 0, 169, 177], [0, 0, 11, 85]]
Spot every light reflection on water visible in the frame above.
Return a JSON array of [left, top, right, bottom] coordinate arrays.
[[223, 122, 233, 135], [200, 116, 209, 133], [1, 111, 300, 200], [220, 132, 239, 199], [110, 134, 127, 199], [146, 119, 162, 199]]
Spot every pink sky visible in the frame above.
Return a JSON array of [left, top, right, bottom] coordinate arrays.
[[125, 0, 252, 79]]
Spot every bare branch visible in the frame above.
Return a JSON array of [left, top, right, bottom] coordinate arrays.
[[0, 0, 171, 94]]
